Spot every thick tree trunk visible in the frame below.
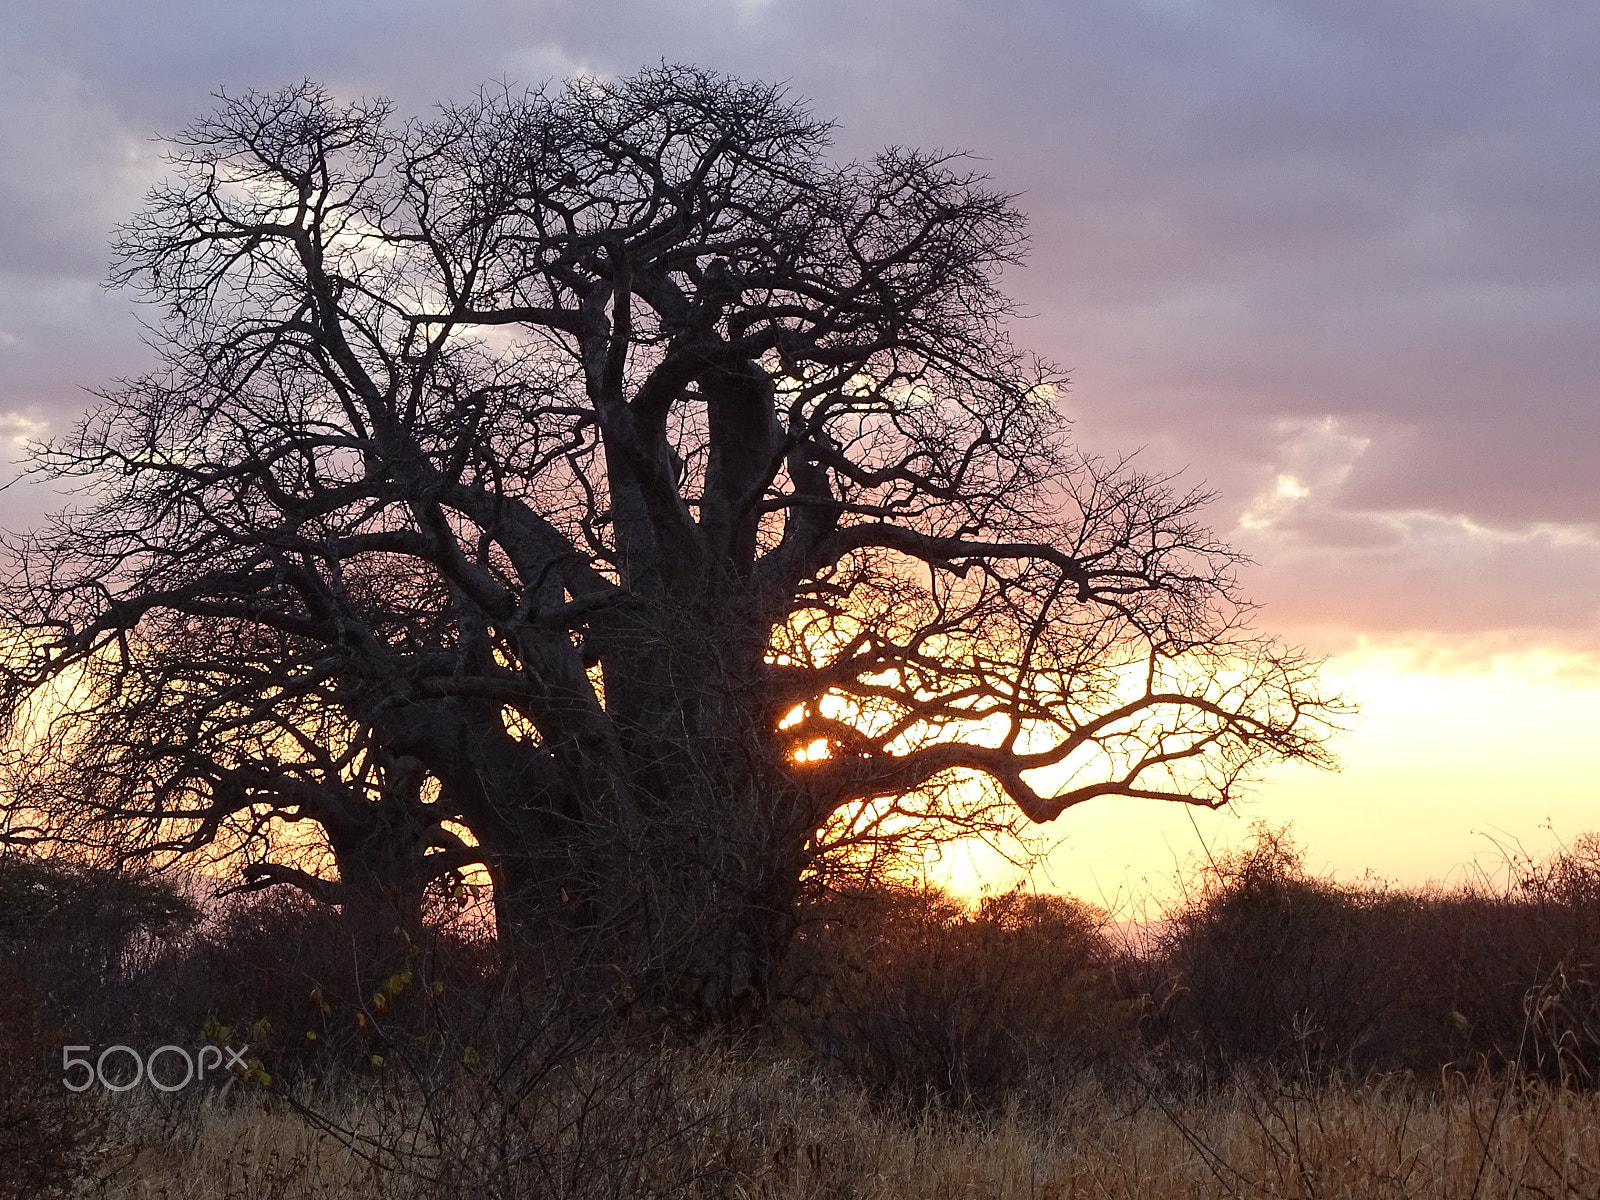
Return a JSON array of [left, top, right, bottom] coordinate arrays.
[[326, 813, 432, 978], [365, 599, 816, 1024]]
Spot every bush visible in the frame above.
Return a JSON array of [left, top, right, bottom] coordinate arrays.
[[781, 885, 1137, 1107], [1143, 824, 1600, 1086], [120, 887, 505, 1087], [1147, 826, 1413, 1078], [0, 949, 113, 1198], [0, 853, 197, 1038]]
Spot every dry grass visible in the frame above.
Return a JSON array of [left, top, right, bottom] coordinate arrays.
[[69, 1056, 1600, 1199], [21, 828, 1600, 1198]]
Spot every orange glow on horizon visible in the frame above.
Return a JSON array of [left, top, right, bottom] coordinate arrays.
[[926, 649, 1600, 914]]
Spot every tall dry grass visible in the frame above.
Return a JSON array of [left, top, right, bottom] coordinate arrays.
[[74, 1055, 1600, 1199], [16, 828, 1600, 1197]]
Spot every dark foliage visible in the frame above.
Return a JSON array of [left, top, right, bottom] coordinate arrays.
[[780, 884, 1135, 1107], [1142, 826, 1600, 1087]]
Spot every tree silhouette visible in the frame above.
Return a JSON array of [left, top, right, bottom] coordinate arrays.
[[0, 66, 1345, 1017]]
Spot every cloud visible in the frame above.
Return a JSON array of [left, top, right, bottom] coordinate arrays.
[[0, 68, 159, 280], [0, 411, 47, 447], [0, 0, 1594, 659], [1229, 416, 1600, 658]]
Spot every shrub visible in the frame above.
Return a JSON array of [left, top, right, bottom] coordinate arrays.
[[1147, 826, 1410, 1079], [0, 950, 113, 1198], [781, 885, 1137, 1107], [0, 853, 197, 1038], [120, 887, 504, 1087], [1144, 824, 1600, 1085]]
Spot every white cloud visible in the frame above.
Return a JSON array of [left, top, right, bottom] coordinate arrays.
[[0, 411, 46, 447]]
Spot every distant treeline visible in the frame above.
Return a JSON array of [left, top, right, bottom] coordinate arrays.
[[9, 826, 1600, 1092]]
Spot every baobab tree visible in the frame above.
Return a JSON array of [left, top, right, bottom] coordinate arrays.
[[0, 66, 1344, 1017]]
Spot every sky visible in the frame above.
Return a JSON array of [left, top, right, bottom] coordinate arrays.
[[1, 0, 1596, 902]]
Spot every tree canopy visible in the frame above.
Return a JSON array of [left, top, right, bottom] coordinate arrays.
[[0, 66, 1345, 1015]]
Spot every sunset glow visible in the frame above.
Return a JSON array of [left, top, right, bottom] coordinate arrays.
[[925, 650, 1600, 909]]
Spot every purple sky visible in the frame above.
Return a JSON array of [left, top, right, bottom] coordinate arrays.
[[3, 0, 1597, 666]]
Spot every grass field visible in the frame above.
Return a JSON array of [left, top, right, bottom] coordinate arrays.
[[79, 1060, 1600, 1199], [13, 825, 1600, 1198]]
